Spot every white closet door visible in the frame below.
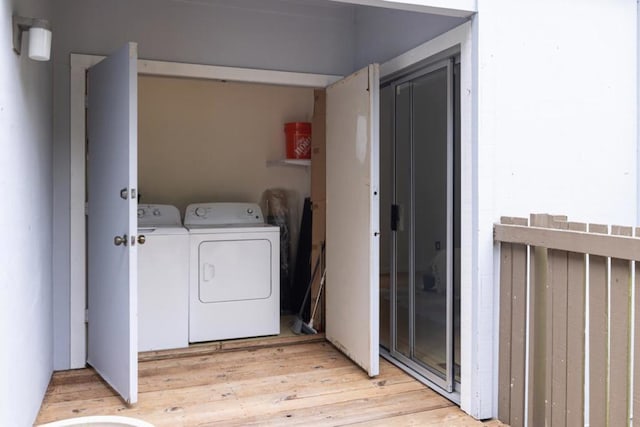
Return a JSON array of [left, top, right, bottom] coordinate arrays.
[[325, 64, 380, 377], [86, 42, 138, 404]]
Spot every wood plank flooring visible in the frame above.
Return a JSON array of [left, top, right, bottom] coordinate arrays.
[[36, 341, 490, 426]]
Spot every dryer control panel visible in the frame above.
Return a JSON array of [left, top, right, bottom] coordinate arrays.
[[138, 204, 182, 227], [184, 202, 264, 226]]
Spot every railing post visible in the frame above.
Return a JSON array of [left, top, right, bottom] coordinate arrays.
[[565, 222, 586, 426], [549, 218, 569, 427], [589, 223, 609, 427], [528, 214, 552, 426], [497, 216, 528, 427], [609, 225, 633, 426], [497, 218, 513, 423]]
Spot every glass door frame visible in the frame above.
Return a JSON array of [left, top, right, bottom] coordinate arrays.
[[385, 56, 459, 396]]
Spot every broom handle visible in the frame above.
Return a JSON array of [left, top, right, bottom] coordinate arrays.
[[308, 241, 326, 328], [309, 269, 325, 327], [298, 248, 322, 318]]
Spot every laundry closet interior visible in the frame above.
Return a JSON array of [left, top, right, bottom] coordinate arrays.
[[136, 74, 321, 348], [68, 1, 472, 408]]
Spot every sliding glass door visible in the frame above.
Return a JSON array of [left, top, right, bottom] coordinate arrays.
[[381, 58, 460, 394]]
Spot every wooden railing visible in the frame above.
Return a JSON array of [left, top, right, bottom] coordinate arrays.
[[495, 214, 640, 427]]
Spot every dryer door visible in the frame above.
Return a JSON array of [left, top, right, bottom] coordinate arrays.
[[199, 239, 272, 303]]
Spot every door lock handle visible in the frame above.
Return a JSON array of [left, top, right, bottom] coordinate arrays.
[[391, 204, 399, 231], [202, 263, 215, 281], [114, 234, 128, 246], [137, 235, 146, 245]]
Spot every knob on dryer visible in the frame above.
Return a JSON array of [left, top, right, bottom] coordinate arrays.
[[195, 207, 206, 217]]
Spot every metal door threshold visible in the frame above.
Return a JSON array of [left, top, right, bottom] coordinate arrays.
[[380, 347, 461, 405]]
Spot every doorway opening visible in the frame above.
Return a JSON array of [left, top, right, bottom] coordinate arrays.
[[67, 19, 480, 414], [136, 74, 320, 350], [379, 54, 461, 401], [79, 44, 382, 403]]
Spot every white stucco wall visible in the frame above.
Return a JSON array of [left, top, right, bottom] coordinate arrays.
[[472, 0, 638, 418], [0, 0, 53, 425], [477, 0, 637, 225]]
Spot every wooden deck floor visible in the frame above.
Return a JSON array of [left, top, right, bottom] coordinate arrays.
[[36, 340, 492, 426]]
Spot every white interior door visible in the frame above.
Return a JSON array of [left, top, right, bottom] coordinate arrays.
[[325, 64, 380, 376], [86, 42, 138, 404]]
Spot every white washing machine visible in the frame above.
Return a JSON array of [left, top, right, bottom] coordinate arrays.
[[184, 202, 280, 343], [137, 204, 189, 352]]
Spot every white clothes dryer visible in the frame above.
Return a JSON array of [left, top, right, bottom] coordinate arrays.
[[184, 202, 280, 343], [137, 204, 189, 351]]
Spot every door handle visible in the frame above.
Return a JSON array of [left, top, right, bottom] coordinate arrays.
[[137, 235, 146, 245], [391, 204, 399, 231], [114, 234, 128, 246], [202, 263, 215, 282]]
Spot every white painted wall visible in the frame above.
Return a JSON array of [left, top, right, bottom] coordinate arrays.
[[478, 1, 637, 225], [473, 0, 638, 418], [0, 0, 53, 425]]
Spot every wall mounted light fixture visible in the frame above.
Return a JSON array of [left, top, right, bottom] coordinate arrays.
[[13, 15, 52, 61]]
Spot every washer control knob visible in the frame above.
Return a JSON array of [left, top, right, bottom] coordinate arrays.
[[137, 208, 145, 218], [247, 208, 254, 215], [195, 207, 206, 217], [153, 209, 160, 216]]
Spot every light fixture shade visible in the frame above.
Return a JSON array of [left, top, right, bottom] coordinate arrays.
[[28, 27, 51, 61]]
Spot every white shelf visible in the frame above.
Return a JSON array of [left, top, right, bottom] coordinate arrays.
[[267, 159, 311, 168]]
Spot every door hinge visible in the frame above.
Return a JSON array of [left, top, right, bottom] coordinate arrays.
[[84, 309, 89, 323], [84, 202, 89, 216]]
